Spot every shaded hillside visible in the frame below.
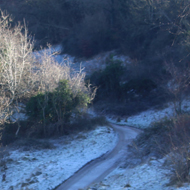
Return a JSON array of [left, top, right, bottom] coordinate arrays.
[[1, 0, 190, 61]]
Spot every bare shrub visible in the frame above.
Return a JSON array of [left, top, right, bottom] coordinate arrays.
[[33, 45, 94, 98], [167, 149, 190, 187], [164, 61, 190, 114], [33, 46, 70, 93], [33, 46, 95, 106], [166, 115, 190, 186], [133, 114, 190, 186]]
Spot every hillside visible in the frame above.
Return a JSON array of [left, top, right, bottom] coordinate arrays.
[[1, 1, 190, 189]]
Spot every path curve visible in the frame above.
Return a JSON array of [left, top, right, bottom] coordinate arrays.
[[55, 124, 141, 190]]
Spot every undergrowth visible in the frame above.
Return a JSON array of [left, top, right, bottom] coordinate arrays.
[[132, 114, 190, 186], [0, 115, 108, 146]]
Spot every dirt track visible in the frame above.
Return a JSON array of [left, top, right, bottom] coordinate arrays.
[[55, 124, 141, 190]]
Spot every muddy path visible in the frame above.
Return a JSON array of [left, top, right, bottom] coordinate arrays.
[[55, 124, 141, 190]]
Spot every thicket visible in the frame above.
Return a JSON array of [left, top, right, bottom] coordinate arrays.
[[0, 11, 95, 146], [86, 55, 166, 116], [132, 114, 190, 185], [88, 58, 124, 100], [26, 80, 91, 136]]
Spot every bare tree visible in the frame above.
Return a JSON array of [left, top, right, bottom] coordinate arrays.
[[32, 46, 96, 135], [33, 46, 70, 93], [31, 46, 71, 135], [0, 11, 35, 128]]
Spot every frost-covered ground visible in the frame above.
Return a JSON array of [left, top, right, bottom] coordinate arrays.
[[0, 126, 118, 190], [89, 156, 190, 190], [106, 99, 190, 129], [90, 100, 190, 190]]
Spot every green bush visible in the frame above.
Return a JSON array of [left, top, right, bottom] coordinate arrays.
[[26, 80, 90, 132], [88, 55, 157, 102], [88, 58, 124, 100]]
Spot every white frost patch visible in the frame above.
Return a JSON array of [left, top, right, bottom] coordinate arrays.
[[107, 99, 190, 129], [33, 45, 75, 66], [78, 51, 131, 76], [0, 126, 118, 190], [34, 45, 131, 76], [94, 157, 190, 190], [10, 103, 28, 122]]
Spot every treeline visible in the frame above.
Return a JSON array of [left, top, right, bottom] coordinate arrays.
[[1, 0, 190, 61], [2, 0, 190, 97]]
